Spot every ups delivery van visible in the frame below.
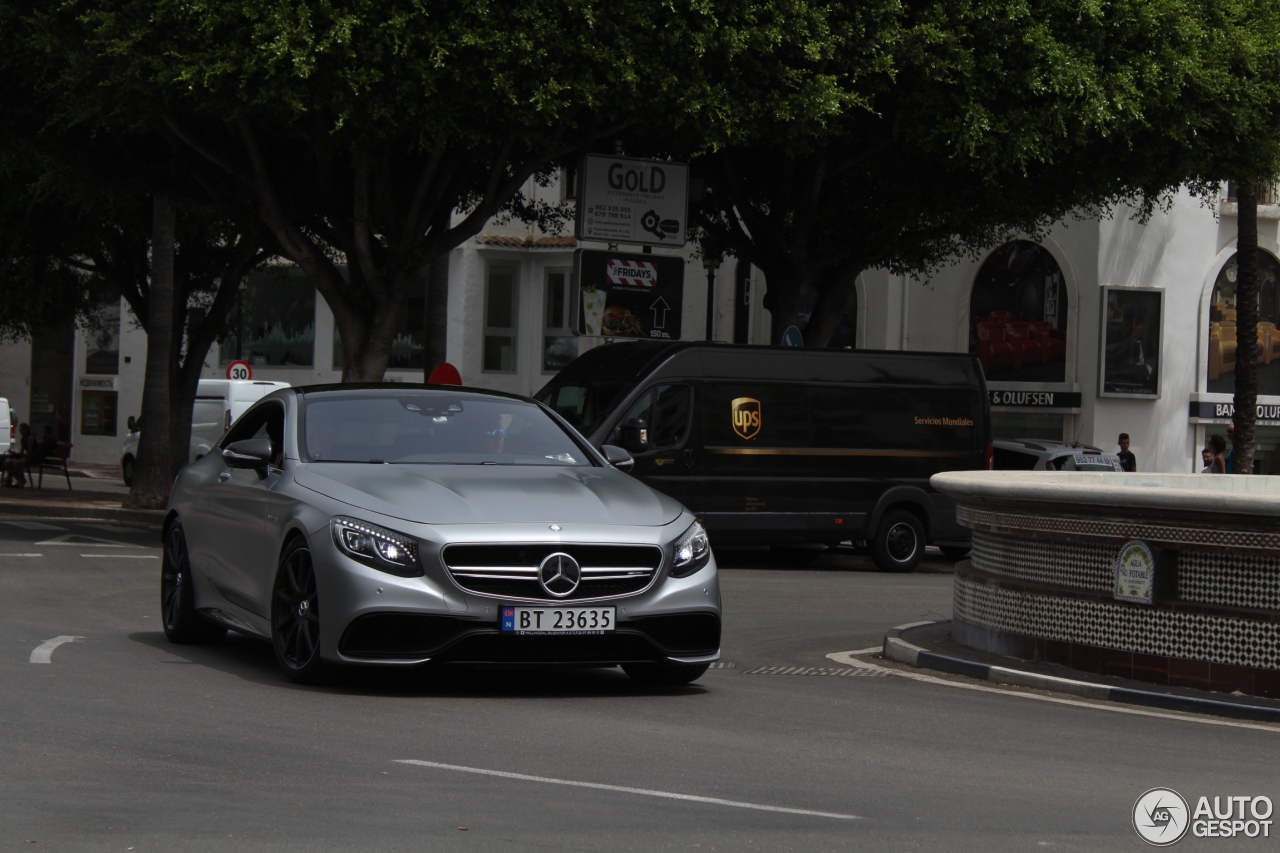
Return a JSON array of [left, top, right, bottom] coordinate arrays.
[[536, 342, 991, 572]]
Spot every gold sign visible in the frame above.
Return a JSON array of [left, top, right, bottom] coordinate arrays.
[[731, 397, 761, 440]]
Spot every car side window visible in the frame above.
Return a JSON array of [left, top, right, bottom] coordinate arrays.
[[221, 401, 285, 463], [614, 390, 653, 440], [649, 385, 690, 449]]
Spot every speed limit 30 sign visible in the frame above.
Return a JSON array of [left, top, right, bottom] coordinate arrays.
[[226, 360, 252, 380]]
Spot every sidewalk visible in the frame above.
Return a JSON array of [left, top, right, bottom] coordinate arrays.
[[0, 464, 162, 524], [882, 620, 1280, 723]]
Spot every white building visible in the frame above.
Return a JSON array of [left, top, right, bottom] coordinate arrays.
[[1, 181, 1273, 475]]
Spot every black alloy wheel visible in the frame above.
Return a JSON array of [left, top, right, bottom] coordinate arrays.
[[871, 510, 925, 573], [272, 538, 327, 683], [161, 522, 227, 644], [621, 662, 710, 685], [939, 545, 972, 560]]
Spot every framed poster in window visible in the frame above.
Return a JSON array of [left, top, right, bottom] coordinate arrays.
[[1099, 286, 1163, 398]]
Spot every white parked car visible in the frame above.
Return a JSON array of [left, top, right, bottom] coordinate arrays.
[[122, 379, 290, 485], [991, 438, 1125, 472], [1, 397, 13, 453]]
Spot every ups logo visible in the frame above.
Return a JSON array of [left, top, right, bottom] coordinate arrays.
[[731, 397, 762, 440]]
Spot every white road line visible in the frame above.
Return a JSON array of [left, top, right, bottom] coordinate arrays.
[[29, 636, 83, 664], [0, 520, 66, 531], [395, 760, 860, 820], [35, 533, 133, 547], [79, 554, 158, 559], [0, 553, 42, 557], [826, 651, 1280, 734]]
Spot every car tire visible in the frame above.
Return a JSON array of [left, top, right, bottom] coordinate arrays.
[[161, 522, 227, 644], [122, 455, 135, 487], [939, 545, 971, 560], [271, 537, 328, 684], [871, 510, 925, 573], [621, 662, 710, 685]]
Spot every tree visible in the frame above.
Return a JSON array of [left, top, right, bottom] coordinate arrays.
[[680, 0, 1280, 346], [23, 0, 857, 380]]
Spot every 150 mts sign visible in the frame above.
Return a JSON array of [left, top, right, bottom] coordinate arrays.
[[573, 249, 685, 339]]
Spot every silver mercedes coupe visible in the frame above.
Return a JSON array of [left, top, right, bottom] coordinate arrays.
[[159, 385, 720, 684]]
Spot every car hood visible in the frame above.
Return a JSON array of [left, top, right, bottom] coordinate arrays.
[[293, 463, 684, 527]]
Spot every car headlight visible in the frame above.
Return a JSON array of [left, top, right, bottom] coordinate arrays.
[[669, 521, 711, 578], [331, 516, 423, 577]]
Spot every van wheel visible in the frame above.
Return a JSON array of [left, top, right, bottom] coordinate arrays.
[[122, 455, 135, 487], [872, 511, 925, 573], [940, 545, 971, 560]]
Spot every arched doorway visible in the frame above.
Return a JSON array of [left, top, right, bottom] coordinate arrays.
[[1206, 250, 1280, 394], [969, 241, 1068, 383]]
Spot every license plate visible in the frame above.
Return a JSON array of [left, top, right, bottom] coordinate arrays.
[[500, 606, 615, 635]]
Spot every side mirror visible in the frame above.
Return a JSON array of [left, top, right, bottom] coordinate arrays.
[[601, 444, 634, 473], [222, 438, 273, 470], [127, 415, 138, 432], [620, 418, 649, 454]]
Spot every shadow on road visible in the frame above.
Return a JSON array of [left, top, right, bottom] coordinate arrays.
[[128, 630, 710, 700], [714, 544, 957, 574]]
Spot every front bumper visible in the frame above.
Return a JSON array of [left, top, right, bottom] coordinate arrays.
[[310, 516, 721, 667]]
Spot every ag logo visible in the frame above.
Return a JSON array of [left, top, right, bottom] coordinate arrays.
[[731, 397, 761, 440], [1133, 788, 1189, 846]]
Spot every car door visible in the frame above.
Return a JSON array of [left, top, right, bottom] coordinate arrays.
[[200, 400, 284, 617], [612, 384, 697, 507]]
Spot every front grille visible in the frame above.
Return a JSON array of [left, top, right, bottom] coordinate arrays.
[[442, 543, 663, 601], [436, 631, 666, 664]]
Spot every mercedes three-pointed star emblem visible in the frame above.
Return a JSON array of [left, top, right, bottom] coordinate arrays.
[[538, 552, 581, 598]]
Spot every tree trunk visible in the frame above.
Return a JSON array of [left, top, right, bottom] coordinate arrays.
[[425, 255, 450, 373], [804, 261, 862, 347], [760, 266, 803, 344], [1233, 183, 1260, 474], [125, 196, 177, 509]]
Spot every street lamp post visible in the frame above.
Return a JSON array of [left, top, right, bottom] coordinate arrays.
[[704, 257, 720, 342]]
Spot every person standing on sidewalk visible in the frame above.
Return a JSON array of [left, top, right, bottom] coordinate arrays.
[[1117, 433, 1137, 472]]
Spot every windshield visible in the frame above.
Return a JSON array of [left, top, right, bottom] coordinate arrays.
[[302, 392, 590, 466], [535, 379, 635, 437]]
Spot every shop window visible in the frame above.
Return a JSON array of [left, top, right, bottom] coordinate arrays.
[[1206, 251, 1280, 394], [969, 241, 1068, 382], [543, 271, 577, 372], [484, 266, 518, 373], [220, 273, 315, 367], [333, 284, 424, 370], [80, 391, 118, 436], [84, 295, 120, 375]]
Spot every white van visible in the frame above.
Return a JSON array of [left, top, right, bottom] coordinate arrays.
[[121, 379, 290, 485], [1, 397, 13, 453]]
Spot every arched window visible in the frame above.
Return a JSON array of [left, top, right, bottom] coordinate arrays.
[[969, 241, 1067, 382], [1206, 251, 1280, 393]]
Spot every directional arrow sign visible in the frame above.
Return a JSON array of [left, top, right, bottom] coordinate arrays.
[[650, 297, 671, 329]]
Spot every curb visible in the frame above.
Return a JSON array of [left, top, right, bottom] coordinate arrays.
[[0, 502, 166, 526], [883, 622, 1280, 723]]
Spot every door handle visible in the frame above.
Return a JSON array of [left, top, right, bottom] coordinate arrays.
[[683, 448, 695, 468], [218, 471, 231, 483]]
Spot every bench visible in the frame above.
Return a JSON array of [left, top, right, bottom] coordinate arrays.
[[29, 441, 74, 489]]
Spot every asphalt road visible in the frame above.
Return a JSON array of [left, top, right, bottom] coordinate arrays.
[[2, 519, 1276, 852]]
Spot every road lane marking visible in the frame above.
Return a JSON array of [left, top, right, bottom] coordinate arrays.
[[395, 759, 860, 820], [826, 651, 1280, 733], [0, 553, 42, 557], [0, 520, 66, 531], [30, 636, 83, 664], [35, 533, 134, 547], [79, 554, 158, 559], [742, 665, 887, 677]]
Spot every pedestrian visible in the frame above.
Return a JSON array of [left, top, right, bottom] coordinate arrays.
[[1225, 423, 1236, 473], [2, 422, 32, 486], [1117, 433, 1137, 472], [1208, 434, 1228, 474]]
